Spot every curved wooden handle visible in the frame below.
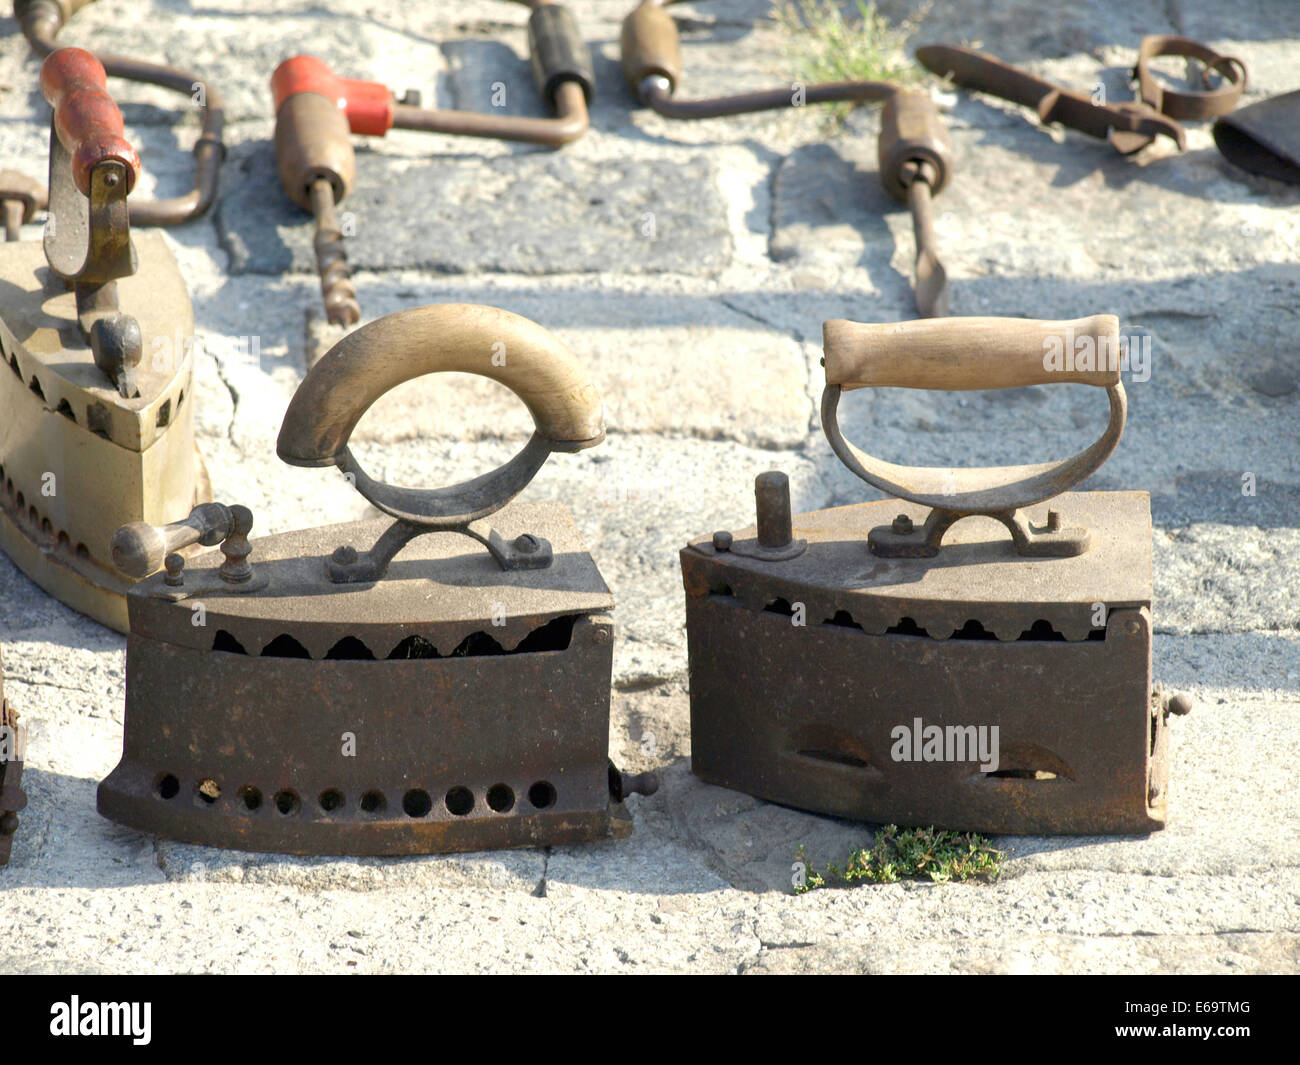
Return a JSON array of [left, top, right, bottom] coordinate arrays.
[[278, 303, 605, 467], [40, 47, 140, 196], [823, 315, 1121, 391]]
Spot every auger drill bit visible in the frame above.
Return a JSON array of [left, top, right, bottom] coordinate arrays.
[[877, 90, 954, 318], [308, 177, 360, 328]]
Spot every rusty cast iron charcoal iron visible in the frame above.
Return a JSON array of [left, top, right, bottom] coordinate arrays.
[[681, 314, 1191, 835], [0, 48, 208, 634], [0, 643, 28, 866], [98, 303, 656, 856]]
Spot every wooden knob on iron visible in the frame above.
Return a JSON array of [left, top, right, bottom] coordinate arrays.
[[110, 502, 235, 578]]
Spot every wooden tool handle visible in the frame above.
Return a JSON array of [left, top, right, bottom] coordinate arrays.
[[823, 315, 1121, 391], [111, 503, 233, 578], [40, 47, 141, 196]]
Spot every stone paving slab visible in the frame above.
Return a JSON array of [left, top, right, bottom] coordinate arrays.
[[0, 0, 1297, 975]]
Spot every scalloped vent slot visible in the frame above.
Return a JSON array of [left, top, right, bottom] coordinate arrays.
[[325, 636, 375, 660], [707, 583, 734, 598], [212, 630, 247, 654], [514, 614, 578, 653], [261, 634, 311, 658], [763, 598, 795, 616], [885, 616, 928, 637], [86, 403, 112, 439], [28, 376, 43, 401], [824, 610, 862, 630], [155, 399, 171, 428]]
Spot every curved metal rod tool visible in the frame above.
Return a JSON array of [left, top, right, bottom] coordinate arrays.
[[622, 1, 951, 317], [13, 0, 226, 226], [916, 37, 1245, 155], [620, 0, 896, 117], [821, 314, 1127, 556], [271, 0, 594, 327]]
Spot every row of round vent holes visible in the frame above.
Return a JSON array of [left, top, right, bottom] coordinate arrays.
[[154, 774, 557, 817], [0, 468, 92, 562]]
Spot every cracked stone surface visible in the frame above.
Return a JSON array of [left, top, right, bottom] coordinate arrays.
[[0, 0, 1298, 974]]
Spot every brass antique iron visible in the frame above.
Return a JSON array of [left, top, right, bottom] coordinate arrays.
[[11, 0, 226, 227], [620, 0, 953, 317], [917, 36, 1245, 155], [271, 0, 593, 325], [0, 47, 208, 633], [98, 303, 657, 856], [0, 643, 27, 866], [681, 314, 1191, 835]]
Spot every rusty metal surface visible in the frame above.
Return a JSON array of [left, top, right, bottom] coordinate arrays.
[[682, 493, 1168, 835], [0, 645, 27, 866], [1214, 89, 1300, 185], [98, 502, 641, 855], [916, 43, 1189, 153]]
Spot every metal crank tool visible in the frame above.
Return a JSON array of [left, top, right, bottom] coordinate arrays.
[[681, 314, 1192, 835], [0, 48, 209, 633], [98, 303, 657, 856], [621, 1, 954, 316], [12, 0, 226, 226], [0, 645, 27, 866], [270, 0, 594, 326]]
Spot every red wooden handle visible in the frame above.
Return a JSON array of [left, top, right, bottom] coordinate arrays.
[[40, 47, 141, 196], [271, 55, 394, 137]]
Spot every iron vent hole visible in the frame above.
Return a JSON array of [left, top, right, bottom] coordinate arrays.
[[984, 769, 1058, 781], [28, 376, 43, 400], [824, 611, 863, 630], [444, 787, 474, 816], [708, 583, 734, 598], [360, 790, 386, 814], [196, 778, 221, 805], [403, 789, 433, 818], [797, 748, 871, 769], [86, 403, 111, 439], [239, 786, 262, 811], [979, 744, 1074, 783], [212, 630, 247, 654], [55, 398, 75, 421], [487, 784, 515, 813], [885, 617, 928, 637], [528, 781, 557, 810], [155, 399, 171, 428], [324, 636, 375, 660], [274, 790, 300, 815], [319, 788, 345, 812], [763, 598, 796, 616], [155, 773, 180, 800], [261, 634, 311, 658]]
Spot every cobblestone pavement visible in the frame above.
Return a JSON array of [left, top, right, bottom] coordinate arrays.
[[0, 0, 1297, 973]]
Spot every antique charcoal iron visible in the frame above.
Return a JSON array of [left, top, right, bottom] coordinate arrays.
[[0, 48, 208, 633], [681, 314, 1191, 835], [98, 303, 657, 856], [0, 642, 27, 866]]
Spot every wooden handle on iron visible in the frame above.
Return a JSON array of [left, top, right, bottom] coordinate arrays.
[[823, 315, 1121, 391], [278, 303, 604, 467], [40, 47, 141, 197], [111, 503, 234, 578]]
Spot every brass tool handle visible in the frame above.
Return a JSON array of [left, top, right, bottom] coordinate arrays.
[[821, 315, 1127, 512], [111, 503, 234, 578], [277, 304, 605, 528], [823, 315, 1121, 391], [40, 47, 140, 197]]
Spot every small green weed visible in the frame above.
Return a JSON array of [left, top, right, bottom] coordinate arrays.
[[793, 824, 1004, 893]]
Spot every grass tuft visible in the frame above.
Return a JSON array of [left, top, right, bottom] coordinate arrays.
[[775, 0, 926, 121], [794, 824, 1004, 892]]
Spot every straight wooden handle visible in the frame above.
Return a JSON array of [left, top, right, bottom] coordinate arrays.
[[40, 47, 140, 196], [823, 314, 1121, 391]]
